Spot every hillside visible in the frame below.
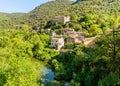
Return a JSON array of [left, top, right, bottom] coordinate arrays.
[[5, 13, 25, 19], [0, 0, 120, 30], [71, 0, 120, 16], [0, 12, 25, 29], [22, 0, 120, 34], [0, 12, 25, 19], [0, 13, 9, 21], [0, 0, 120, 86], [23, 0, 72, 26], [24, 0, 120, 20]]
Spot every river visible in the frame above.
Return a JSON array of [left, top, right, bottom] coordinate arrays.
[[41, 67, 69, 86], [41, 67, 55, 85]]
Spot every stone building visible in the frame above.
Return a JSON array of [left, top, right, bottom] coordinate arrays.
[[61, 28, 85, 43], [61, 28, 74, 35], [66, 33, 85, 43], [50, 33, 64, 50], [50, 28, 86, 50], [51, 16, 70, 24]]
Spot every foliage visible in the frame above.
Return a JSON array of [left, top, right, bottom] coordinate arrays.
[[0, 13, 9, 21], [0, 0, 120, 86], [0, 29, 59, 85], [50, 31, 120, 85], [0, 0, 120, 36], [22, 0, 120, 36], [64, 42, 75, 49]]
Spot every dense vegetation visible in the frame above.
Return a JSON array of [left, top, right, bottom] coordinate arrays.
[[21, 0, 120, 36], [0, 0, 120, 86], [49, 31, 120, 86], [0, 0, 120, 35], [0, 13, 9, 21], [0, 12, 25, 29], [0, 29, 59, 85]]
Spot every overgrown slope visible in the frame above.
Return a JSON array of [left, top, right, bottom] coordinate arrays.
[[0, 13, 9, 21], [0, 0, 120, 32], [23, 0, 120, 31], [23, 0, 72, 26]]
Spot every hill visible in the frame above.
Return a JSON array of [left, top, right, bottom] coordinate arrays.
[[0, 12, 26, 29], [5, 13, 25, 19], [0, 12, 25, 19], [23, 0, 72, 26], [0, 13, 9, 21], [0, 0, 120, 35], [23, 0, 120, 33], [0, 0, 120, 86]]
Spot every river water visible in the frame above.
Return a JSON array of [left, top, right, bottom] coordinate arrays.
[[41, 67, 69, 86], [42, 67, 55, 85]]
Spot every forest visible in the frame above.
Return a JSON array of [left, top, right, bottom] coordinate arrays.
[[0, 0, 120, 86]]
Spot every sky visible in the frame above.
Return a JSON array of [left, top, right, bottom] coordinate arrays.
[[0, 0, 51, 13]]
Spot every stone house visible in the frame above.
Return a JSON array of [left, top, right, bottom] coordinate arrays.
[[61, 28, 85, 43], [50, 28, 86, 50], [50, 34, 64, 50], [66, 32, 85, 43], [61, 28, 74, 35], [51, 16, 70, 24], [66, 37, 84, 43], [75, 32, 86, 37]]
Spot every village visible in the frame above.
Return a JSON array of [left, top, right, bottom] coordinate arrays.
[[32, 15, 117, 50], [44, 16, 97, 50]]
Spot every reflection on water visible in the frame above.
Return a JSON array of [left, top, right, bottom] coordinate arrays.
[[41, 67, 68, 86], [64, 82, 69, 86], [42, 67, 54, 85]]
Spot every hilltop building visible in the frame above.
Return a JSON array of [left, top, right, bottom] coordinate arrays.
[[51, 16, 70, 24]]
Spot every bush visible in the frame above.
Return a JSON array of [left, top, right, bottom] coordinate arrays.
[[64, 42, 75, 49]]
